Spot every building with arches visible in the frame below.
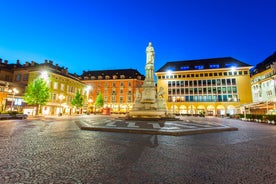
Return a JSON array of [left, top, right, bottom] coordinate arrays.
[[156, 57, 253, 116]]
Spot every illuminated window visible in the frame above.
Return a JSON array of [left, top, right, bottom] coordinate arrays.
[[210, 64, 220, 68], [180, 66, 189, 70], [54, 82, 58, 89], [195, 65, 204, 69], [61, 84, 65, 90]]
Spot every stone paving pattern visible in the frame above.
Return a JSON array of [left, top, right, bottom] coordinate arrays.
[[77, 116, 238, 136], [0, 115, 276, 183]]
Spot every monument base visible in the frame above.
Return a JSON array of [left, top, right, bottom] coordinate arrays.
[[128, 110, 170, 119]]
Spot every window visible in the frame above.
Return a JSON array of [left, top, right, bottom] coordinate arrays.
[[15, 74, 21, 81], [54, 82, 58, 89], [227, 79, 231, 85], [180, 66, 189, 70], [112, 95, 116, 102], [195, 65, 204, 70], [128, 96, 132, 102], [23, 74, 28, 81], [120, 96, 124, 103], [217, 79, 221, 85], [61, 84, 65, 91], [210, 64, 220, 68], [52, 93, 57, 101], [225, 63, 236, 68], [212, 80, 216, 85]]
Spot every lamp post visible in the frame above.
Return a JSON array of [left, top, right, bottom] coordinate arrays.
[[8, 88, 18, 111]]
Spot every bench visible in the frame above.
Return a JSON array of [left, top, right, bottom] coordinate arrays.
[[0, 114, 12, 120]]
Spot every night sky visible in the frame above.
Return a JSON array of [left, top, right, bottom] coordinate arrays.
[[0, 0, 275, 75]]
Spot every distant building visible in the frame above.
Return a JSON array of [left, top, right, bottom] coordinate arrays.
[[0, 59, 88, 115], [156, 57, 253, 116], [250, 51, 276, 114], [80, 69, 144, 113]]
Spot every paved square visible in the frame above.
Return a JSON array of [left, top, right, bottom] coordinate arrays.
[[0, 115, 275, 183]]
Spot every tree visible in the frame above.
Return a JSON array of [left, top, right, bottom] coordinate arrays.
[[94, 92, 104, 111], [23, 77, 50, 115], [71, 90, 83, 113]]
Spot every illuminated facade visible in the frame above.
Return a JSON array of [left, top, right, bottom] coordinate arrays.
[[156, 57, 253, 116], [0, 59, 88, 115], [80, 69, 144, 113], [0, 59, 27, 111], [250, 52, 276, 114]]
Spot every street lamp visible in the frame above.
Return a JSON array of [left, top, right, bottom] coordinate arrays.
[[8, 88, 18, 111]]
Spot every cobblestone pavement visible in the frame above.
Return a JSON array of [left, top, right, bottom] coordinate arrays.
[[0, 115, 276, 184]]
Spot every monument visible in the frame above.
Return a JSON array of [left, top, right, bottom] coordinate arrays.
[[128, 42, 168, 118]]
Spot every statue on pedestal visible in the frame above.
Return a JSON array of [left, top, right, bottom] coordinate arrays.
[[129, 42, 168, 118]]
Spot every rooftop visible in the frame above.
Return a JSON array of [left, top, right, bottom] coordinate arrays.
[[156, 57, 252, 72], [251, 51, 276, 75], [81, 69, 145, 80]]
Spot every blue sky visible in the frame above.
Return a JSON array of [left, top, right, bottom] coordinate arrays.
[[0, 0, 275, 75]]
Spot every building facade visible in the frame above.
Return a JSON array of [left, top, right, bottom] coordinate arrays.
[[250, 52, 276, 114], [80, 69, 144, 113], [0, 59, 88, 115], [156, 57, 253, 116]]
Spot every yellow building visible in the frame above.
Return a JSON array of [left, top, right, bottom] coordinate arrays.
[[156, 57, 253, 116], [24, 60, 88, 115], [81, 69, 144, 113], [250, 52, 276, 114], [0, 59, 88, 115]]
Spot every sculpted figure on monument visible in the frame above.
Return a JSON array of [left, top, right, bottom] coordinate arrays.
[[146, 42, 154, 64], [135, 88, 141, 102], [157, 87, 165, 99]]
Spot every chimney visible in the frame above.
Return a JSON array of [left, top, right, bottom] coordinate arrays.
[[45, 59, 48, 64], [16, 59, 20, 65], [49, 60, 53, 65], [31, 61, 35, 66], [65, 67, 68, 75], [4, 60, 8, 64]]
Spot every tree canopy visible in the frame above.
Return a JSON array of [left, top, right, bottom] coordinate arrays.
[[71, 90, 83, 109], [94, 92, 104, 109], [23, 77, 50, 115]]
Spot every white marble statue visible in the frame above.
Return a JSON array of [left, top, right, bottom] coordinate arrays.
[[146, 42, 154, 64]]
